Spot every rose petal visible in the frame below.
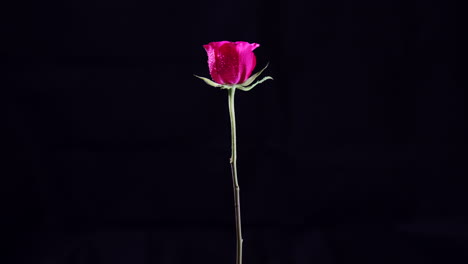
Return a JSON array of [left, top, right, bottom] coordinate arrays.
[[234, 42, 259, 83], [204, 42, 226, 84]]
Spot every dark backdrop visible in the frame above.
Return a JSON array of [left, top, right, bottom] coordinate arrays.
[[2, 0, 463, 263]]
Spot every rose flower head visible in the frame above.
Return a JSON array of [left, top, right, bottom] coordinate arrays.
[[195, 41, 273, 91]]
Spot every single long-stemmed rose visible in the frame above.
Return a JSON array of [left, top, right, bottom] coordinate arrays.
[[195, 41, 273, 264]]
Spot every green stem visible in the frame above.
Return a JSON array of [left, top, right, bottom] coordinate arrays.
[[228, 87, 243, 264]]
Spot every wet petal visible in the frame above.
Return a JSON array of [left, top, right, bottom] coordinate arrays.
[[234, 42, 259, 83]]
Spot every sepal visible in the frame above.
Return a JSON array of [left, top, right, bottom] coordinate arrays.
[[239, 63, 270, 87], [237, 76, 274, 91], [194, 62, 272, 91], [194, 75, 233, 89], [194, 75, 222, 88]]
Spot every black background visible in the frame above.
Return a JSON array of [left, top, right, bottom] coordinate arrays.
[[2, 0, 463, 263]]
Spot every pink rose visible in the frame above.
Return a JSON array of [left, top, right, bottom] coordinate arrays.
[[203, 41, 260, 85], [194, 40, 273, 264]]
